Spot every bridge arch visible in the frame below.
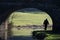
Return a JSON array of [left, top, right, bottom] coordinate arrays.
[[9, 8, 53, 27], [7, 8, 53, 39], [0, 3, 60, 34], [7, 7, 53, 30], [0, 1, 60, 40]]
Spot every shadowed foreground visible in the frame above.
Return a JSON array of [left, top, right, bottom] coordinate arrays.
[[8, 30, 60, 40], [8, 36, 33, 40]]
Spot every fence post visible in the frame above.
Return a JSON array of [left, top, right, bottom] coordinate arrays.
[[4, 20, 8, 40]]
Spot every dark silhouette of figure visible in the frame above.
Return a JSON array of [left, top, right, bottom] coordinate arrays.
[[43, 19, 49, 30]]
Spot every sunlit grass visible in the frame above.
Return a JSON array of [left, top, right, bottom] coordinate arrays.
[[46, 34, 60, 40], [9, 12, 53, 35], [9, 12, 54, 40], [9, 12, 53, 26], [11, 28, 33, 36], [11, 28, 60, 40]]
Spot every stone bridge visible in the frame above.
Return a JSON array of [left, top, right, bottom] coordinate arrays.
[[0, 0, 60, 39]]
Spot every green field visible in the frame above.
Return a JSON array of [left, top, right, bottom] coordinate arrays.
[[9, 12, 53, 26], [8, 12, 54, 40], [9, 12, 53, 35]]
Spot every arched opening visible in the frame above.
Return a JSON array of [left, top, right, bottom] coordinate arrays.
[[8, 8, 53, 40]]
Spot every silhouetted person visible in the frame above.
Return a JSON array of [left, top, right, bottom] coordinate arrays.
[[43, 19, 49, 30]]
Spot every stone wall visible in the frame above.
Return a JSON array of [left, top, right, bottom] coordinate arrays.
[[0, 22, 5, 39]]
